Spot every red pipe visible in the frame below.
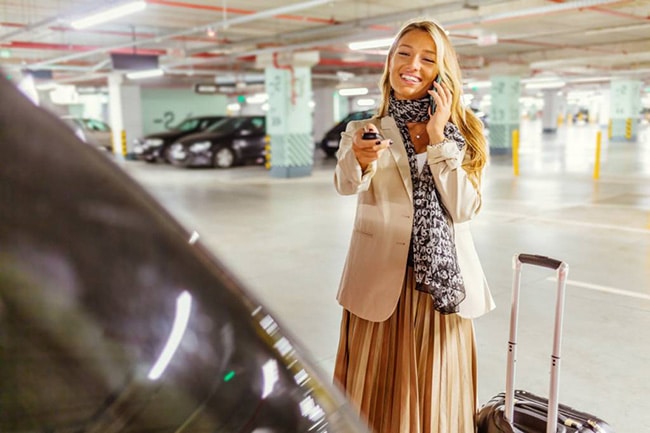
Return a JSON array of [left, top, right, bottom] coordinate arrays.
[[273, 52, 296, 105], [146, 0, 339, 25]]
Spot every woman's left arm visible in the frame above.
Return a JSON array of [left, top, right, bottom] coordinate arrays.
[[427, 140, 482, 223]]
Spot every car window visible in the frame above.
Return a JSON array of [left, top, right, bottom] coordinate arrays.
[[199, 119, 215, 130], [175, 118, 200, 132], [250, 117, 265, 131], [85, 119, 110, 132], [206, 117, 248, 133]]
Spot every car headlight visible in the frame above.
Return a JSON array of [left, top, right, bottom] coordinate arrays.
[[189, 141, 211, 152], [145, 138, 164, 147]]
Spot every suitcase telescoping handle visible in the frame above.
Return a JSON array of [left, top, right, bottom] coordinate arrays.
[[504, 253, 569, 433]]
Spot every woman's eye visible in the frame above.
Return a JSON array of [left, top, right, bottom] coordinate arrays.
[[397, 51, 409, 56], [423, 58, 435, 63]]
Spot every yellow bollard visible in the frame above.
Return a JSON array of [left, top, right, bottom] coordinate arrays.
[[608, 119, 612, 139], [512, 129, 519, 177], [264, 135, 271, 170], [625, 118, 632, 139], [557, 114, 563, 127], [121, 130, 127, 157], [593, 131, 602, 180]]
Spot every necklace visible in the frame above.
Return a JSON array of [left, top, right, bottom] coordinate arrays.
[[410, 123, 428, 141]]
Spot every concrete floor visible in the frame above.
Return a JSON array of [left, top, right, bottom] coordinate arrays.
[[121, 119, 650, 432]]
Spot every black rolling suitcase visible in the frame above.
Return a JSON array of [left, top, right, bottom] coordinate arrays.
[[476, 254, 614, 433]]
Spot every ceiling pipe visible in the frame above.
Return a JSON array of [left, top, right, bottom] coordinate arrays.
[[443, 0, 624, 29], [178, 0, 624, 72], [28, 0, 337, 69], [147, 0, 339, 25], [184, 0, 620, 60], [184, 0, 469, 57]]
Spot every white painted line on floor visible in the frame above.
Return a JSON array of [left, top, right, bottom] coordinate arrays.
[[484, 210, 650, 234], [547, 277, 650, 301]]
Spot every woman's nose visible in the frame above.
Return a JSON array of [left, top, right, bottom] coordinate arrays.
[[406, 56, 422, 70]]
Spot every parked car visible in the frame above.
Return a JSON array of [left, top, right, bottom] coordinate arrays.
[[133, 115, 226, 163], [169, 116, 267, 169], [60, 115, 112, 151], [317, 110, 375, 157], [1, 77, 371, 433], [470, 107, 489, 130]]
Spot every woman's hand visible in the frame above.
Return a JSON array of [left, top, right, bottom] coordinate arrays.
[[427, 79, 453, 144], [352, 124, 392, 171]]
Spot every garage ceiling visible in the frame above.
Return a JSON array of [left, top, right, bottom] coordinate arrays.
[[1, 0, 649, 92]]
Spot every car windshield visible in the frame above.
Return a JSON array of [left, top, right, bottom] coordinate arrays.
[[174, 118, 201, 132], [205, 117, 249, 134]]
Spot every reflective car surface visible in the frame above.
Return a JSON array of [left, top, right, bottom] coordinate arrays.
[[317, 110, 375, 157], [133, 115, 226, 163], [0, 77, 369, 433], [169, 116, 267, 169], [61, 115, 113, 151]]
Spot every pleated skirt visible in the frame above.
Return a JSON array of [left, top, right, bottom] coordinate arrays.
[[333, 268, 477, 433]]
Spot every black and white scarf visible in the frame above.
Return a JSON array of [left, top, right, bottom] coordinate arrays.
[[388, 93, 466, 314]]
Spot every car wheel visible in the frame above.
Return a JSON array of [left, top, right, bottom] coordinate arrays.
[[213, 147, 236, 168], [162, 146, 174, 164]]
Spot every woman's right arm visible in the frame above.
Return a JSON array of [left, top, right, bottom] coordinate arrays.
[[335, 120, 390, 195]]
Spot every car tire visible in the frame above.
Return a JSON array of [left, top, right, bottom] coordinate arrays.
[[162, 146, 174, 164], [213, 147, 236, 168]]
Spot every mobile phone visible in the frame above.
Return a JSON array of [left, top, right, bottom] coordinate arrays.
[[430, 75, 441, 113], [362, 131, 379, 140]]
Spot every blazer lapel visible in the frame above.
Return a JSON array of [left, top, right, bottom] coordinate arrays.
[[380, 116, 412, 201]]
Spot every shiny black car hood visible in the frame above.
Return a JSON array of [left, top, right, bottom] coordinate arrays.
[[0, 76, 367, 433]]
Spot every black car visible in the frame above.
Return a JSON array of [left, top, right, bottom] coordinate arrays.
[[169, 116, 267, 168], [1, 77, 371, 433], [318, 110, 375, 157], [133, 115, 226, 163]]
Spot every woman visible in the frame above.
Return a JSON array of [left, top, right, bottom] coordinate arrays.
[[332, 19, 495, 433]]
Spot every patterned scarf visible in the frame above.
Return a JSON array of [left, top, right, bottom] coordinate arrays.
[[388, 93, 466, 314]]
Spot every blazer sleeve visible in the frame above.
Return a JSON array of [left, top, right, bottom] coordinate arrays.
[[334, 119, 377, 196], [426, 140, 482, 223]]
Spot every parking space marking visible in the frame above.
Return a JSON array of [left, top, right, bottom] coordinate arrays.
[[547, 277, 650, 301]]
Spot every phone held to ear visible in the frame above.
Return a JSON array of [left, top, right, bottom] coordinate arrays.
[[429, 75, 441, 114]]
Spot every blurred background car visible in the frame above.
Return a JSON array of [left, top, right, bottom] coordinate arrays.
[[133, 115, 226, 163], [470, 107, 489, 130], [317, 110, 375, 158], [60, 115, 112, 151], [169, 116, 267, 169]]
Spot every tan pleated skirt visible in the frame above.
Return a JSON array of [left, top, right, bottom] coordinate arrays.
[[333, 268, 477, 433]]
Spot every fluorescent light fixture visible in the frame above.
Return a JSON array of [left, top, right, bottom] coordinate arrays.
[[338, 87, 368, 96], [71, 1, 147, 29], [126, 68, 164, 80], [356, 98, 375, 107], [246, 93, 268, 104], [349, 37, 394, 51], [525, 80, 566, 90], [148, 291, 192, 380], [227, 103, 241, 111], [465, 80, 492, 89]]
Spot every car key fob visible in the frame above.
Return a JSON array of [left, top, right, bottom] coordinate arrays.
[[362, 131, 379, 140]]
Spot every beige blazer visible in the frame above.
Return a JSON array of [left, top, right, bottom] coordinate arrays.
[[334, 116, 495, 322]]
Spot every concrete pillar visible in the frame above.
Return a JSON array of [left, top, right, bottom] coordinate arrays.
[[259, 51, 319, 178], [542, 89, 561, 133], [108, 73, 142, 157], [312, 86, 336, 144], [610, 79, 642, 141], [489, 75, 520, 155]]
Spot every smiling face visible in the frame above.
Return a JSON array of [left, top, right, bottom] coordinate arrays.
[[388, 29, 440, 101]]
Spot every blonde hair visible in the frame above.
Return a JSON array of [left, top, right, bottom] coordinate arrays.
[[377, 19, 487, 188]]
